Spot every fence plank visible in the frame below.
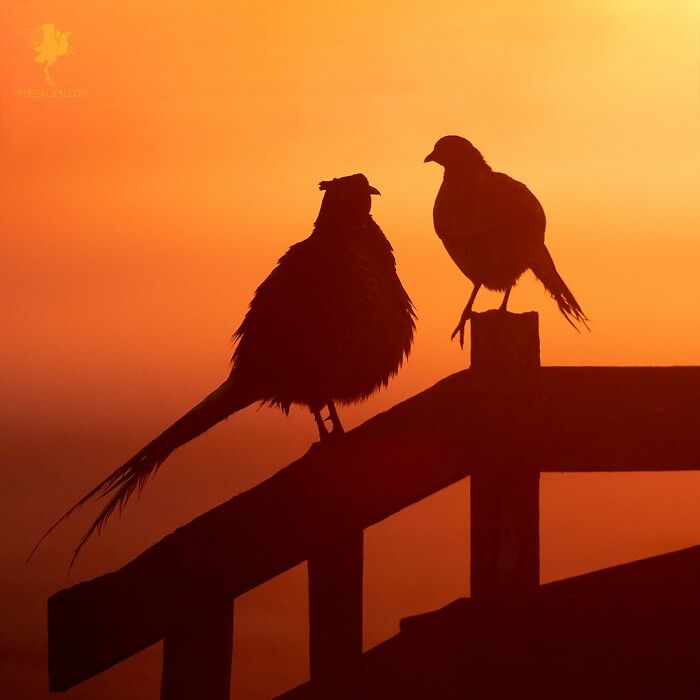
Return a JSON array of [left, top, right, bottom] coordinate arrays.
[[160, 600, 233, 700], [280, 546, 700, 698], [469, 311, 540, 598], [49, 360, 700, 690], [308, 531, 363, 698]]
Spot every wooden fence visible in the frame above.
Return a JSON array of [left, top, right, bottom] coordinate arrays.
[[48, 311, 700, 697]]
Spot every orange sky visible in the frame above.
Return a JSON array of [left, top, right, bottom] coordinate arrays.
[[2, 2, 700, 698]]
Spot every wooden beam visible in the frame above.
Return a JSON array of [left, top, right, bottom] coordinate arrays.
[[470, 466, 539, 597], [543, 543, 700, 597], [525, 366, 700, 472], [281, 596, 700, 699], [47, 368, 475, 691], [470, 310, 540, 379], [308, 531, 363, 698], [160, 599, 233, 700], [469, 312, 541, 598], [49, 363, 700, 689], [279, 546, 700, 699]]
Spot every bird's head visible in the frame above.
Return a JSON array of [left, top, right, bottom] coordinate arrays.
[[424, 135, 489, 173], [316, 173, 380, 225]]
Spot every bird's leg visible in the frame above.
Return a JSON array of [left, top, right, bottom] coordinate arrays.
[[311, 402, 343, 446], [326, 400, 345, 436], [313, 409, 330, 442], [499, 286, 512, 312], [451, 283, 481, 349]]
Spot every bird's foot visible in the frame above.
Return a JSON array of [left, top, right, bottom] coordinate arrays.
[[325, 429, 345, 443], [313, 411, 330, 442], [308, 440, 324, 454], [323, 414, 345, 440], [450, 315, 471, 349], [312, 428, 345, 451], [325, 401, 345, 437], [312, 404, 345, 445]]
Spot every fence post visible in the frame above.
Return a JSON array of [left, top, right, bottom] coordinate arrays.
[[308, 530, 363, 698], [160, 600, 234, 700], [469, 310, 540, 598]]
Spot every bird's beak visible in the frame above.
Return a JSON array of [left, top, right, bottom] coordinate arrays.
[[424, 151, 436, 163], [369, 185, 381, 196]]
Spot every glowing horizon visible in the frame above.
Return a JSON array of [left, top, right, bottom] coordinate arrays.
[[2, 2, 699, 698]]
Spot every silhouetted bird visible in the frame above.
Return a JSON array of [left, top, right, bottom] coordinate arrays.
[[36, 174, 415, 564], [424, 135, 587, 346]]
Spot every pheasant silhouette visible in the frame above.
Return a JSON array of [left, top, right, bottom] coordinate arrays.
[[31, 23, 74, 85], [32, 174, 415, 567], [425, 135, 587, 346]]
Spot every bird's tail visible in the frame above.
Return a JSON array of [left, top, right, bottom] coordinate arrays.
[[30, 378, 255, 569], [530, 244, 589, 329]]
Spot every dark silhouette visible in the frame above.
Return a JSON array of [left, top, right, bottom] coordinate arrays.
[[36, 173, 415, 564], [48, 312, 700, 698], [424, 135, 587, 346]]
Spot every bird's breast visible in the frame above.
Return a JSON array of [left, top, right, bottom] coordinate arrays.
[[433, 181, 481, 242]]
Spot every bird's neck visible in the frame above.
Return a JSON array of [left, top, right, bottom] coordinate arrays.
[[314, 209, 372, 229], [443, 163, 491, 185], [313, 216, 389, 253]]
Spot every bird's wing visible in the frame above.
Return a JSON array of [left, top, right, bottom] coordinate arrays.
[[487, 174, 587, 328], [480, 172, 546, 245], [231, 234, 334, 388], [231, 226, 413, 407]]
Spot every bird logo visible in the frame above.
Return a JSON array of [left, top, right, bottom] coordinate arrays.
[[29, 23, 74, 85]]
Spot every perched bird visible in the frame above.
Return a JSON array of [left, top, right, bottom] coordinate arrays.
[[34, 174, 415, 565], [424, 135, 587, 346]]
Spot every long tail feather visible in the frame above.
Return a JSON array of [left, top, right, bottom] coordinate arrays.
[[29, 378, 255, 569], [530, 244, 589, 330]]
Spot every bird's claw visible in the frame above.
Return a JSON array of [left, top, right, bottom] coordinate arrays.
[[321, 413, 342, 436], [450, 316, 470, 349], [315, 429, 344, 448], [309, 440, 324, 454]]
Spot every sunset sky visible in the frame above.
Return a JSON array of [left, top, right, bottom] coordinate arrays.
[[2, 1, 700, 698]]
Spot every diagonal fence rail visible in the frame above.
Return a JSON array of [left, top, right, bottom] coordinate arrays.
[[48, 311, 700, 697]]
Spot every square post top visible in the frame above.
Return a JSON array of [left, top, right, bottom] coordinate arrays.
[[470, 311, 540, 376]]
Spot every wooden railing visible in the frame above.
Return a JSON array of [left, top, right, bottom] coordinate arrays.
[[48, 311, 700, 697]]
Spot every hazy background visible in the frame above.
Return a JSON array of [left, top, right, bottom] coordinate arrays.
[[1, 1, 700, 697]]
